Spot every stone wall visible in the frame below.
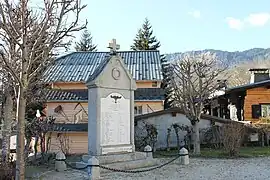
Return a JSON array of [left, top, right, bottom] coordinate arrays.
[[134, 108, 232, 150]]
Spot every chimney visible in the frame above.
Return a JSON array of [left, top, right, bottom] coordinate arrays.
[[249, 68, 270, 83]]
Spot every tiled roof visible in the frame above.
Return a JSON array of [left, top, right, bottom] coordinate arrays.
[[86, 55, 110, 82], [46, 88, 164, 102], [52, 123, 87, 132], [45, 89, 88, 101], [44, 51, 163, 82], [134, 88, 165, 101]]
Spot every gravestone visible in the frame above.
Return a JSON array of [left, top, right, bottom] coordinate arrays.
[[86, 39, 137, 156]]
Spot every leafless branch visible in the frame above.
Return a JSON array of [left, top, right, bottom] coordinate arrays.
[[0, 0, 87, 178], [168, 52, 228, 122], [0, 52, 22, 87]]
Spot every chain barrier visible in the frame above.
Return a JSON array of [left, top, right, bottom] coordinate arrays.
[[154, 151, 181, 157], [57, 153, 188, 173], [98, 155, 180, 173]]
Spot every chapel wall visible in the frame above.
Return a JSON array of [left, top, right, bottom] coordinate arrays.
[[46, 101, 163, 123], [46, 102, 88, 123], [48, 132, 88, 154], [51, 81, 161, 90], [135, 101, 164, 114], [135, 112, 212, 150]]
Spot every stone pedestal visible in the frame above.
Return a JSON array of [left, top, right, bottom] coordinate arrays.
[[144, 145, 153, 159], [55, 151, 67, 172], [179, 148, 189, 165], [87, 156, 100, 180]]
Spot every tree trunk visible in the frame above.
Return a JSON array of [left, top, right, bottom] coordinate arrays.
[[261, 132, 265, 147], [40, 134, 45, 156], [15, 87, 26, 180], [175, 129, 180, 149], [192, 122, 201, 155], [2, 92, 13, 162], [34, 136, 39, 159], [266, 132, 269, 146], [166, 129, 171, 151], [46, 132, 52, 153]]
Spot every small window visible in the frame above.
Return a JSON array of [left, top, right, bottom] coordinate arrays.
[[252, 105, 261, 119], [152, 81, 158, 87], [134, 106, 143, 115]]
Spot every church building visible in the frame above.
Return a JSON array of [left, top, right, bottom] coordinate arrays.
[[44, 39, 165, 153]]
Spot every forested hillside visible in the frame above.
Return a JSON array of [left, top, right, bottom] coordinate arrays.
[[165, 48, 270, 87], [165, 48, 270, 67]]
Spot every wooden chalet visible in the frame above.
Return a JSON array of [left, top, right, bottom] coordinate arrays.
[[205, 68, 270, 123]]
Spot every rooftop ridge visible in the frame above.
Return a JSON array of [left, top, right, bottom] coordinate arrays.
[[45, 50, 163, 82], [55, 52, 76, 61], [69, 50, 160, 53]]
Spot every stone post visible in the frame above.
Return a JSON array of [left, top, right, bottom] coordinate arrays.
[[88, 156, 100, 180], [179, 147, 189, 165], [55, 151, 67, 172], [144, 145, 153, 159]]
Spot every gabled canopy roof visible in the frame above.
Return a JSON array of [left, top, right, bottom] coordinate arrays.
[[45, 88, 165, 102], [44, 51, 163, 83], [226, 79, 270, 94]]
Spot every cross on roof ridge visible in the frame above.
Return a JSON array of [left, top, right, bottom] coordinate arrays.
[[108, 39, 120, 54]]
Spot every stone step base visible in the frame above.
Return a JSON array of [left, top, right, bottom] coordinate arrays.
[[82, 152, 148, 164]]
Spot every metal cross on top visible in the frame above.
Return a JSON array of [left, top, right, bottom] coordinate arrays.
[[108, 39, 120, 54]]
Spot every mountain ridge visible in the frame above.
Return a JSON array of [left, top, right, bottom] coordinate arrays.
[[165, 48, 270, 67]]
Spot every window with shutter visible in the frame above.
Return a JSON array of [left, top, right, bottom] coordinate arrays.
[[261, 104, 270, 117], [251, 105, 261, 119]]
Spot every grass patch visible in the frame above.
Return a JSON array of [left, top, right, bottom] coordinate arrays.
[[154, 146, 270, 159]]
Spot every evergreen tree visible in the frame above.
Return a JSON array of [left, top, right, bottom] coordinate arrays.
[[131, 18, 161, 51], [161, 55, 175, 109], [75, 29, 97, 51]]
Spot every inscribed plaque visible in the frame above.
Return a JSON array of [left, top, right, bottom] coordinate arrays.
[[100, 93, 130, 146]]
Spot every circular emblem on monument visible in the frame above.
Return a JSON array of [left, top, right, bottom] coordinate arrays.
[[112, 68, 121, 80]]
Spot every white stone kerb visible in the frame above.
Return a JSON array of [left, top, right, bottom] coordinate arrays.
[[179, 147, 189, 165]]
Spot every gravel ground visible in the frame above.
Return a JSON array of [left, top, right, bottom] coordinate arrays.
[[40, 157, 270, 180]]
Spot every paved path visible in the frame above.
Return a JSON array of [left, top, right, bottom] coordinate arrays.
[[39, 157, 270, 180]]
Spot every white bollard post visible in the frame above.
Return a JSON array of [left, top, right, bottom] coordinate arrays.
[[144, 145, 153, 159], [88, 156, 100, 180], [55, 151, 67, 172], [179, 147, 189, 165]]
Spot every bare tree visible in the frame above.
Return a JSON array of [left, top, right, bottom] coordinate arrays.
[[0, 5, 21, 163], [0, 46, 17, 164], [167, 52, 227, 154], [0, 0, 87, 179]]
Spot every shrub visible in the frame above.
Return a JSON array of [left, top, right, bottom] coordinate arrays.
[[0, 158, 16, 180], [135, 122, 158, 151], [203, 125, 222, 149], [169, 123, 192, 150], [222, 122, 246, 157]]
